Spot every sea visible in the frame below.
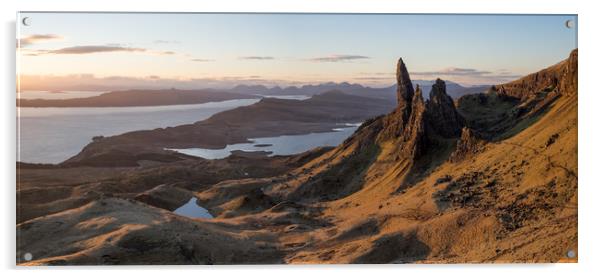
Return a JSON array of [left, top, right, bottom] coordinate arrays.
[[17, 91, 353, 164], [167, 123, 361, 159]]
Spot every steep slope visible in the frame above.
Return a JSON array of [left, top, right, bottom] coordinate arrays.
[[494, 51, 577, 100], [278, 49, 577, 263], [240, 49, 577, 263]]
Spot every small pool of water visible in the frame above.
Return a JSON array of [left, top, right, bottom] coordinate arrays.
[[173, 197, 213, 219]]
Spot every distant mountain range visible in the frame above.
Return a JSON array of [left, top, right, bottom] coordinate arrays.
[[230, 80, 490, 100], [18, 81, 489, 108]]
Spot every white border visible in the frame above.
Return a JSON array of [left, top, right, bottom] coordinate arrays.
[[2, 0, 600, 277]]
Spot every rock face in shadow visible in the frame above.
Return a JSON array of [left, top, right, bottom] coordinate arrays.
[[380, 59, 465, 161], [399, 85, 429, 159], [396, 58, 416, 123], [379, 58, 416, 141], [426, 79, 465, 138]]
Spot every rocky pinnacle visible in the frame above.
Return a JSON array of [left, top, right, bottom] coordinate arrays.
[[426, 78, 465, 138], [396, 58, 415, 106]]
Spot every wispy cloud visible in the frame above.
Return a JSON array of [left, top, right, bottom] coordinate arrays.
[[410, 67, 522, 85], [411, 67, 493, 77], [46, 45, 147, 55], [353, 76, 394, 81], [190, 58, 214, 62], [238, 56, 275, 60], [157, 51, 176, 55], [357, 72, 391, 76], [19, 34, 62, 47], [308, 54, 370, 62], [153, 40, 180, 44], [411, 67, 522, 80], [22, 45, 180, 56]]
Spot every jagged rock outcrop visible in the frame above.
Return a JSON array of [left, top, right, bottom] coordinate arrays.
[[400, 85, 428, 158], [449, 127, 486, 162], [425, 79, 465, 138], [379, 59, 465, 160]]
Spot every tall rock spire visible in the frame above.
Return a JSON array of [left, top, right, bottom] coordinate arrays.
[[396, 58, 415, 106]]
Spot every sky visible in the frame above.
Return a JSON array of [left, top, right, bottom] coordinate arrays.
[[17, 13, 577, 90]]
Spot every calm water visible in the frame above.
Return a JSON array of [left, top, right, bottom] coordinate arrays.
[[173, 197, 213, 219], [168, 123, 361, 159], [17, 99, 260, 163], [255, 94, 311, 100]]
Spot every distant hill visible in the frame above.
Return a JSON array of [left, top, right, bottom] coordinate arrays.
[[230, 82, 367, 96], [204, 90, 396, 125], [17, 89, 256, 107]]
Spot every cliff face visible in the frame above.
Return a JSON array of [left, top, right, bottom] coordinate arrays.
[[495, 49, 578, 100], [457, 49, 578, 140], [560, 49, 578, 97]]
